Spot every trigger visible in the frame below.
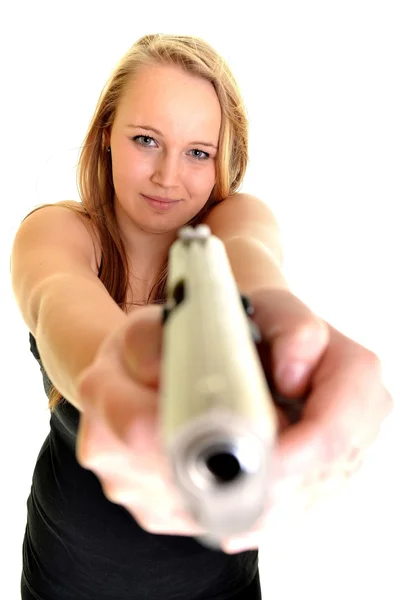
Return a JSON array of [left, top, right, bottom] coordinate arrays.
[[240, 294, 262, 344]]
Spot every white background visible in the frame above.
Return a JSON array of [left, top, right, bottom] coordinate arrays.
[[1, 1, 399, 598]]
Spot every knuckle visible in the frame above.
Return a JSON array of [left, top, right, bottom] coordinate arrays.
[[377, 389, 394, 424], [360, 348, 382, 372], [318, 423, 349, 464], [75, 419, 94, 468], [132, 505, 182, 535], [77, 366, 100, 401], [142, 521, 161, 534], [286, 317, 329, 354], [132, 509, 155, 532], [102, 481, 122, 503], [110, 485, 142, 506], [384, 389, 394, 414], [299, 315, 328, 339], [78, 356, 118, 403], [76, 438, 99, 470], [76, 416, 109, 471], [76, 445, 93, 469]]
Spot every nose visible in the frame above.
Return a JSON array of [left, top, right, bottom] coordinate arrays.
[[151, 151, 181, 189]]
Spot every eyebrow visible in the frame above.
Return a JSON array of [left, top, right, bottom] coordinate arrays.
[[126, 124, 218, 149]]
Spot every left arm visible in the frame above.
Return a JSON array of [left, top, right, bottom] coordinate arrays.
[[203, 193, 290, 294]]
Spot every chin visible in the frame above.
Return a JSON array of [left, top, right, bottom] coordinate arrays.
[[136, 216, 180, 235], [139, 210, 200, 234]]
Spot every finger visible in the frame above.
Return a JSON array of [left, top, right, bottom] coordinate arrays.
[[101, 475, 184, 513], [272, 327, 383, 479], [76, 407, 128, 470], [131, 505, 207, 536], [276, 405, 292, 431], [303, 462, 353, 514], [250, 288, 329, 398], [123, 305, 164, 387], [382, 387, 395, 421], [80, 358, 161, 447], [222, 532, 261, 554]]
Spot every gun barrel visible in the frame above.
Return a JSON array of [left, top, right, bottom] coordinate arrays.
[[160, 225, 278, 543]]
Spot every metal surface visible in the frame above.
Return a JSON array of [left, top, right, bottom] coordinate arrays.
[[160, 225, 302, 549]]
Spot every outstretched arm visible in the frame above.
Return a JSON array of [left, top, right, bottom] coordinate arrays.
[[203, 193, 289, 293]]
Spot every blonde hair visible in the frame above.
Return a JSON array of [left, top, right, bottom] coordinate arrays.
[[23, 33, 249, 411]]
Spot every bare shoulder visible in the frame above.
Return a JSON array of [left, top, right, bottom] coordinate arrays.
[[202, 192, 280, 237], [19, 199, 102, 276], [53, 200, 102, 274]]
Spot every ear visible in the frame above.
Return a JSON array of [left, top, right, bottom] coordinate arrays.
[[102, 129, 111, 150]]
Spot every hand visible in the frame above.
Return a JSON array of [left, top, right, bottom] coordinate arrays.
[[221, 287, 393, 553], [75, 306, 207, 537], [75, 290, 393, 553]]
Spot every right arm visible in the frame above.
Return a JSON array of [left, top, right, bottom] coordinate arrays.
[[10, 204, 128, 412], [10, 204, 218, 543]]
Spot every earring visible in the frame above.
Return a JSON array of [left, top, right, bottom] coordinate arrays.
[[107, 146, 111, 152]]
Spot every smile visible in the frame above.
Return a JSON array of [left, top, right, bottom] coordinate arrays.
[[141, 194, 180, 210], [141, 194, 181, 211]]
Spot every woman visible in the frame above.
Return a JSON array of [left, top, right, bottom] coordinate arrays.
[[11, 33, 391, 599]]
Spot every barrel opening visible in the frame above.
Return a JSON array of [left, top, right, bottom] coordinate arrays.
[[206, 452, 242, 483]]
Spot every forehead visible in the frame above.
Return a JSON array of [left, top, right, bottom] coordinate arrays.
[[115, 64, 221, 139]]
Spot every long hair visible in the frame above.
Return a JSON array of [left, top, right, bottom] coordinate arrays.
[[23, 33, 249, 411]]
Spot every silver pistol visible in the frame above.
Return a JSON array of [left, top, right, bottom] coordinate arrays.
[[160, 224, 299, 550]]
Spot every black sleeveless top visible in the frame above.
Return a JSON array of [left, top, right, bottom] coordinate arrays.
[[21, 259, 260, 600]]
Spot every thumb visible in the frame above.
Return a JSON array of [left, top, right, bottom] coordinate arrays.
[[123, 305, 164, 388], [250, 288, 329, 398]]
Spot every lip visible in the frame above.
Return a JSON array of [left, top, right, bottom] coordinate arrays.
[[142, 194, 181, 210], [145, 194, 180, 203]]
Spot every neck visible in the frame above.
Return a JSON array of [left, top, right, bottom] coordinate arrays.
[[114, 199, 177, 298]]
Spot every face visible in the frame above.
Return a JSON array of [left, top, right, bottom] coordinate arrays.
[[108, 64, 222, 241]]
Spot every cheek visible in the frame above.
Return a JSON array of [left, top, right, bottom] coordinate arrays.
[[185, 164, 216, 194], [112, 151, 149, 188]]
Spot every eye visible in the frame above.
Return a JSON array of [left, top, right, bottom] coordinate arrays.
[[189, 149, 210, 161], [132, 135, 156, 147], [133, 136, 210, 161]]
